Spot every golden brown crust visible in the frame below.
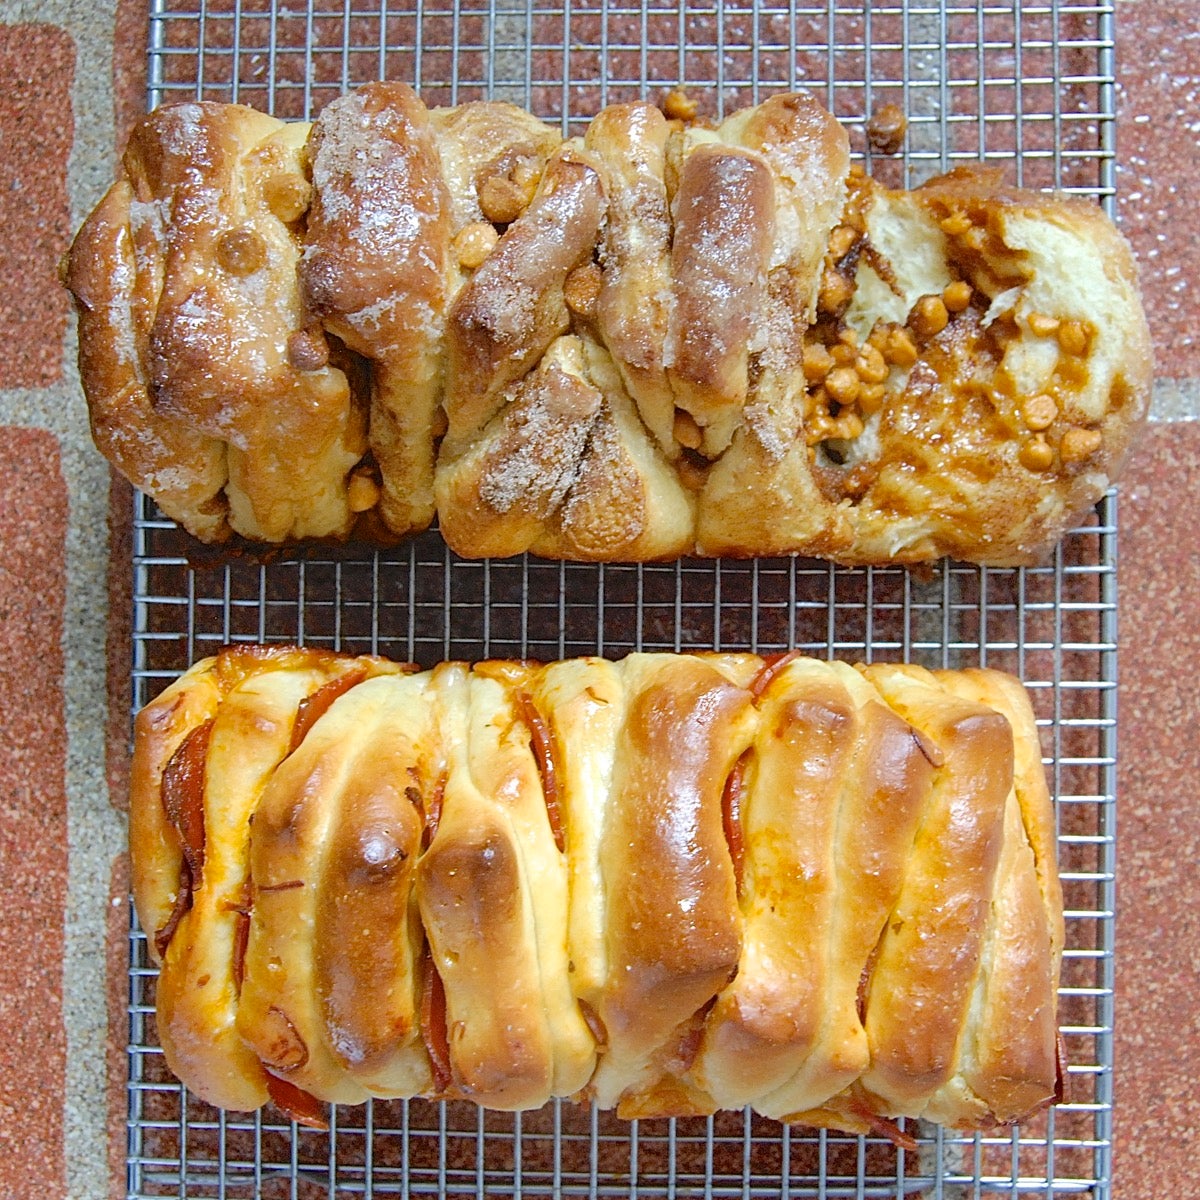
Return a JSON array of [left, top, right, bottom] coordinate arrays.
[[65, 181, 230, 540], [71, 91, 1149, 564], [311, 675, 433, 1095], [131, 646, 1062, 1131], [433, 335, 602, 558], [442, 148, 607, 453], [695, 660, 935, 1118], [856, 664, 1014, 1121], [932, 668, 1063, 1123], [585, 103, 676, 453], [415, 663, 595, 1108], [590, 655, 755, 1109], [665, 143, 775, 457], [302, 83, 452, 536], [128, 657, 223, 962]]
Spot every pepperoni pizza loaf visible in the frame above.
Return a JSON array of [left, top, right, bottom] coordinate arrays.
[[131, 645, 1064, 1136]]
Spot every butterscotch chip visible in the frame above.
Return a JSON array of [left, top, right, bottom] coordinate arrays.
[[866, 103, 907, 155], [818, 268, 853, 316], [805, 386, 830, 421], [662, 87, 699, 122], [1022, 394, 1058, 432], [263, 174, 312, 223], [805, 415, 835, 446], [287, 329, 330, 372], [943, 280, 973, 313], [454, 221, 500, 269], [347, 470, 381, 513], [909, 294, 949, 340], [1057, 320, 1089, 356], [856, 344, 888, 384], [939, 211, 972, 237], [802, 343, 834, 382], [479, 174, 529, 224], [216, 227, 267, 276], [564, 262, 603, 318], [858, 382, 886, 414], [825, 366, 861, 406], [830, 342, 858, 366], [884, 326, 918, 368], [828, 224, 857, 260], [1027, 311, 1060, 337], [959, 227, 987, 254], [834, 411, 864, 439], [1060, 426, 1103, 464], [1019, 436, 1054, 472]]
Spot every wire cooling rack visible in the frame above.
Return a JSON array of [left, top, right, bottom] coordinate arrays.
[[127, 1, 1119, 1195]]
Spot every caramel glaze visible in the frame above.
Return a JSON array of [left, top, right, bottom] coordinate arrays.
[[131, 647, 1063, 1133], [805, 170, 1103, 550]]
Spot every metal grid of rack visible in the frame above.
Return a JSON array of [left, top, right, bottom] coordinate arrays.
[[127, 2, 1118, 1195]]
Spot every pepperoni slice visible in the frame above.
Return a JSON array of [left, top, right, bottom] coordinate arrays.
[[422, 774, 446, 852], [219, 886, 253, 991], [721, 750, 751, 895], [577, 999, 608, 1049], [846, 1097, 919, 1152], [162, 720, 212, 888], [288, 667, 368, 753], [420, 949, 452, 1095], [154, 720, 213, 957], [515, 689, 565, 852], [748, 648, 806, 700], [266, 1072, 328, 1130]]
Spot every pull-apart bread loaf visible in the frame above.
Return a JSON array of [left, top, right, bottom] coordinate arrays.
[[67, 85, 1150, 565], [132, 645, 1064, 1135]]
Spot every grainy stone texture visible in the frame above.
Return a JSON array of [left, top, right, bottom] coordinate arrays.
[[0, 425, 69, 1199], [0, 25, 76, 389], [0, 5, 128, 1200], [1114, 421, 1200, 1200], [1116, 0, 1200, 382]]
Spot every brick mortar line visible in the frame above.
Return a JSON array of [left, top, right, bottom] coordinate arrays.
[[0, 3, 123, 1199]]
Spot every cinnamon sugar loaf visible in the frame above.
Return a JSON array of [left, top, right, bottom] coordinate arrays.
[[67, 84, 1151, 565], [132, 645, 1064, 1135]]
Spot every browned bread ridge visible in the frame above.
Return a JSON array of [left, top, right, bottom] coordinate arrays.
[[132, 646, 1063, 1135], [66, 86, 1151, 566]]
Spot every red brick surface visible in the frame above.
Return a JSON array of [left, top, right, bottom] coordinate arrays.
[[1116, 0, 1200, 376], [113, 0, 150, 148], [0, 426, 69, 1199], [0, 24, 76, 389], [1115, 421, 1200, 1199]]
